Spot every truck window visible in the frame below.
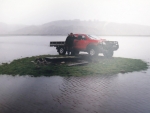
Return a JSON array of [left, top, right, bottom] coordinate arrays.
[[82, 36, 86, 39], [87, 35, 99, 40], [78, 35, 86, 40]]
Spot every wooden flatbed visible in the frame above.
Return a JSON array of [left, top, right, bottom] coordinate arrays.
[[50, 41, 65, 47]]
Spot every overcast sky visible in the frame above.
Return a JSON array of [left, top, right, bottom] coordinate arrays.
[[0, 0, 150, 26]]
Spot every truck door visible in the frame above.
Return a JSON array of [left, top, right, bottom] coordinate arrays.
[[74, 35, 87, 50]]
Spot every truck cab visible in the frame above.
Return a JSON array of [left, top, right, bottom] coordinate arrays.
[[74, 34, 106, 49]]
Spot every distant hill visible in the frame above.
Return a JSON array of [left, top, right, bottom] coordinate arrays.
[[0, 22, 8, 34], [0, 22, 26, 35], [1, 20, 150, 36]]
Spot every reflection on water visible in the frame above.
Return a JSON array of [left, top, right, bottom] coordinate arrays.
[[0, 36, 150, 113], [0, 73, 150, 113]]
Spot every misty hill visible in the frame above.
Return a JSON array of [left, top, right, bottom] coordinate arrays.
[[0, 22, 8, 34], [1, 20, 150, 35], [0, 22, 26, 34]]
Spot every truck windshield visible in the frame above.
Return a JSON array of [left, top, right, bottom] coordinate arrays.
[[87, 35, 100, 40]]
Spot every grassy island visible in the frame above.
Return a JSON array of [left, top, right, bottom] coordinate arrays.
[[0, 55, 148, 77]]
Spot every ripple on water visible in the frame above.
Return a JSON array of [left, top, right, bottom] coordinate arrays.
[[0, 72, 150, 113]]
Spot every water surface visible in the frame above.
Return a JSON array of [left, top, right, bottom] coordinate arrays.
[[0, 36, 150, 113]]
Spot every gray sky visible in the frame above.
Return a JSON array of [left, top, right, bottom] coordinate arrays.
[[0, 0, 150, 26]]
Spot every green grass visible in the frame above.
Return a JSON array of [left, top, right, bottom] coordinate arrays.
[[0, 55, 148, 77]]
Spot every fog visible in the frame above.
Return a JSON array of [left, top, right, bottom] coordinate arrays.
[[0, 0, 150, 26], [0, 36, 150, 113]]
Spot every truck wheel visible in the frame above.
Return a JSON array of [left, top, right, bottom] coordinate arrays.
[[103, 50, 113, 58], [88, 48, 98, 57], [58, 47, 66, 55]]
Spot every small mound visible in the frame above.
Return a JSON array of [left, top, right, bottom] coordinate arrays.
[[0, 55, 148, 77]]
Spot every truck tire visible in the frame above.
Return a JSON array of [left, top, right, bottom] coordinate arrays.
[[58, 47, 66, 55], [88, 47, 98, 57], [103, 50, 113, 58]]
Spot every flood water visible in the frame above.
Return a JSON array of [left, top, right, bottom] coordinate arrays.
[[0, 36, 150, 113]]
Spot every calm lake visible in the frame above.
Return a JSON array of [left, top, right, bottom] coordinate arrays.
[[0, 36, 150, 113]]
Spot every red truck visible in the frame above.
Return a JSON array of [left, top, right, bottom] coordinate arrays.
[[50, 34, 119, 57]]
